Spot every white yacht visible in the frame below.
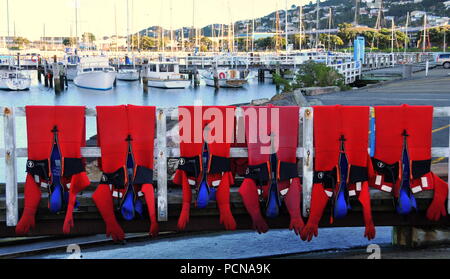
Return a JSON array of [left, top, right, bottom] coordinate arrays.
[[64, 54, 80, 81], [74, 56, 117, 90], [0, 66, 32, 91], [202, 68, 249, 88], [143, 62, 190, 89], [117, 67, 140, 81]]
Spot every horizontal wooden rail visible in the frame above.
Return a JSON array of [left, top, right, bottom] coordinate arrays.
[[1, 106, 450, 230]]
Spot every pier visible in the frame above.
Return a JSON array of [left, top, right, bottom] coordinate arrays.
[[0, 105, 449, 240]]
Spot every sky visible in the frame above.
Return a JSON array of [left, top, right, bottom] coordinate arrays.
[[0, 0, 319, 40]]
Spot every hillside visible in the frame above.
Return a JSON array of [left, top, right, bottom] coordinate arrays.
[[138, 0, 450, 38]]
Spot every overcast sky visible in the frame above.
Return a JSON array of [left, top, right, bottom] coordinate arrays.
[[0, 0, 319, 40]]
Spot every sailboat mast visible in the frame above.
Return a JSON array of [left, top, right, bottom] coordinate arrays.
[[126, 0, 130, 53], [75, 0, 78, 49], [285, 0, 288, 54], [404, 12, 409, 54], [170, 0, 174, 53], [252, 0, 255, 52], [315, 0, 319, 48], [299, 4, 303, 51], [7, 0, 10, 37], [328, 8, 332, 51], [422, 13, 427, 52], [391, 18, 394, 54]]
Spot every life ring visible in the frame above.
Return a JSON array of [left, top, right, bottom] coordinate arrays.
[[218, 72, 226, 79], [31, 56, 38, 63]]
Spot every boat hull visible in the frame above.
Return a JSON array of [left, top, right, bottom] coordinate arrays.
[[147, 79, 190, 89], [117, 70, 140, 81], [0, 78, 31, 90], [74, 71, 117, 90], [204, 78, 247, 88]]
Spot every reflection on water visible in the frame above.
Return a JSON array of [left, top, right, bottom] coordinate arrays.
[[0, 71, 277, 107], [0, 70, 278, 182]]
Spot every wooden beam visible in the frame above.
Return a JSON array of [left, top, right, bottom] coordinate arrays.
[[3, 107, 18, 227], [301, 107, 314, 217], [157, 108, 168, 221]]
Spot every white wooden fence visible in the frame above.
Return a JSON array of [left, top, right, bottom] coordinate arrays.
[[1, 106, 450, 228]]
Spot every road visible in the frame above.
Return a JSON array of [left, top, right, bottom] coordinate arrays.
[[307, 67, 450, 149]]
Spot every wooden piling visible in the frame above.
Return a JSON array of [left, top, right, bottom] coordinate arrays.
[[53, 62, 61, 93], [142, 65, 149, 93]]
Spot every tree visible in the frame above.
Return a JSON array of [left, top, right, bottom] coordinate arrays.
[[63, 37, 77, 47], [319, 34, 344, 50], [426, 26, 450, 49], [82, 32, 96, 43], [13, 37, 30, 49], [337, 23, 359, 46]]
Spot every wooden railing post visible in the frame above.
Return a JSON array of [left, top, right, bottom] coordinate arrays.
[[447, 107, 450, 214], [3, 107, 18, 226], [156, 108, 168, 221], [301, 107, 314, 217]]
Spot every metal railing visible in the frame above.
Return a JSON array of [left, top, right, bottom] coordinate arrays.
[[1, 106, 449, 228]]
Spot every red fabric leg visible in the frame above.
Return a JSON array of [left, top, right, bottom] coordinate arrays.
[[216, 172, 237, 230], [142, 183, 159, 237], [426, 173, 448, 221], [358, 181, 376, 240], [239, 178, 269, 234], [284, 178, 304, 238], [175, 170, 192, 230], [301, 184, 330, 242], [63, 172, 90, 234], [92, 184, 125, 241], [16, 174, 41, 235]]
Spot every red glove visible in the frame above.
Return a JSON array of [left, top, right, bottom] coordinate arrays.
[[174, 170, 192, 230], [358, 181, 376, 240], [238, 179, 269, 234], [16, 174, 41, 235], [426, 173, 448, 221], [284, 178, 304, 238], [92, 184, 125, 241], [301, 184, 330, 242], [63, 172, 90, 234], [142, 183, 159, 237], [216, 172, 237, 230]]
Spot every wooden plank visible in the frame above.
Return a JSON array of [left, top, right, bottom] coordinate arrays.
[[3, 107, 18, 226], [156, 109, 168, 222], [447, 108, 450, 214], [301, 107, 314, 217]]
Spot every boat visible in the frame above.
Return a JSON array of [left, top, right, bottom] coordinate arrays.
[[0, 66, 32, 91], [143, 62, 190, 89], [202, 68, 249, 88], [117, 57, 140, 81], [74, 56, 117, 90], [64, 54, 80, 81], [117, 67, 140, 81]]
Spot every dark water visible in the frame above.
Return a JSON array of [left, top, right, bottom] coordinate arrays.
[[0, 70, 278, 182]]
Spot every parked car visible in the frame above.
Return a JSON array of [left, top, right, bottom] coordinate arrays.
[[435, 53, 450, 69]]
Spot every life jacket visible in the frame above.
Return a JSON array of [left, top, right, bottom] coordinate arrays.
[[173, 106, 237, 231], [302, 105, 375, 241], [370, 105, 448, 219], [93, 105, 158, 241], [238, 105, 304, 235], [15, 106, 90, 235]]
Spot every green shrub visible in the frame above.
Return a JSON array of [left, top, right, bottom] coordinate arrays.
[[273, 61, 350, 93]]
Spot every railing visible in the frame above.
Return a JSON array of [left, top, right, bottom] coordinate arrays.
[[1, 106, 450, 228]]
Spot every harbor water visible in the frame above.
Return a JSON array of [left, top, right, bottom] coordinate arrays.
[[0, 70, 278, 182]]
